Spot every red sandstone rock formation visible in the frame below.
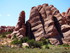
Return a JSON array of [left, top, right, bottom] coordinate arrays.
[[0, 26, 15, 34], [5, 4, 70, 45], [26, 4, 70, 45], [9, 11, 26, 39], [61, 8, 70, 45]]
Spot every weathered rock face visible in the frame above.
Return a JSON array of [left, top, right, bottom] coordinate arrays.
[[66, 8, 70, 25], [4, 4, 70, 45], [26, 7, 46, 40], [26, 4, 70, 45], [61, 8, 70, 45], [10, 11, 26, 38]]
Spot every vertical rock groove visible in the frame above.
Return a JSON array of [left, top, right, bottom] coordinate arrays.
[[39, 13, 46, 35], [53, 16, 64, 44]]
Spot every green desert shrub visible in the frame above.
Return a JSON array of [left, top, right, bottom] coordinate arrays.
[[21, 37, 29, 43], [62, 44, 70, 47], [11, 35, 29, 45], [0, 32, 12, 38], [41, 45, 49, 49], [11, 35, 50, 49], [34, 41, 43, 48], [27, 39, 49, 48], [11, 38, 22, 44], [11, 35, 22, 44], [40, 38, 50, 45], [27, 39, 35, 48]]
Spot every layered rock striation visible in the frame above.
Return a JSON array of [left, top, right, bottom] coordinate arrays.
[[8, 4, 70, 45], [10, 11, 26, 39], [26, 4, 70, 45]]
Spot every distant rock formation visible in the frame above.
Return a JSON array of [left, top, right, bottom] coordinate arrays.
[[0, 26, 15, 34], [26, 4, 70, 45]]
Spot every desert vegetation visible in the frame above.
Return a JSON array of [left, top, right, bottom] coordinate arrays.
[[0, 32, 70, 53], [0, 3, 70, 53]]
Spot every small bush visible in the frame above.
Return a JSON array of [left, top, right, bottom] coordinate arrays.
[[62, 44, 70, 47], [32, 41, 43, 48], [40, 38, 50, 45], [11, 38, 22, 44], [41, 45, 49, 49], [11, 36, 29, 45], [0, 32, 12, 38], [11, 35, 22, 45], [11, 36, 50, 49], [27, 39, 49, 48], [21, 37, 29, 43], [27, 39, 35, 48]]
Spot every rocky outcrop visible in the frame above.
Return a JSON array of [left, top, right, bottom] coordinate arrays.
[[61, 8, 70, 45], [4, 3, 70, 45], [26, 4, 61, 40], [26, 4, 70, 45], [10, 11, 26, 39]]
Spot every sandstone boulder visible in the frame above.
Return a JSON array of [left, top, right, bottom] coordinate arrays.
[[26, 4, 63, 42], [26, 4, 70, 45]]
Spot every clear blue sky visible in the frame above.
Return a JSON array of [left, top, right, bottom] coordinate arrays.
[[0, 0, 70, 26]]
